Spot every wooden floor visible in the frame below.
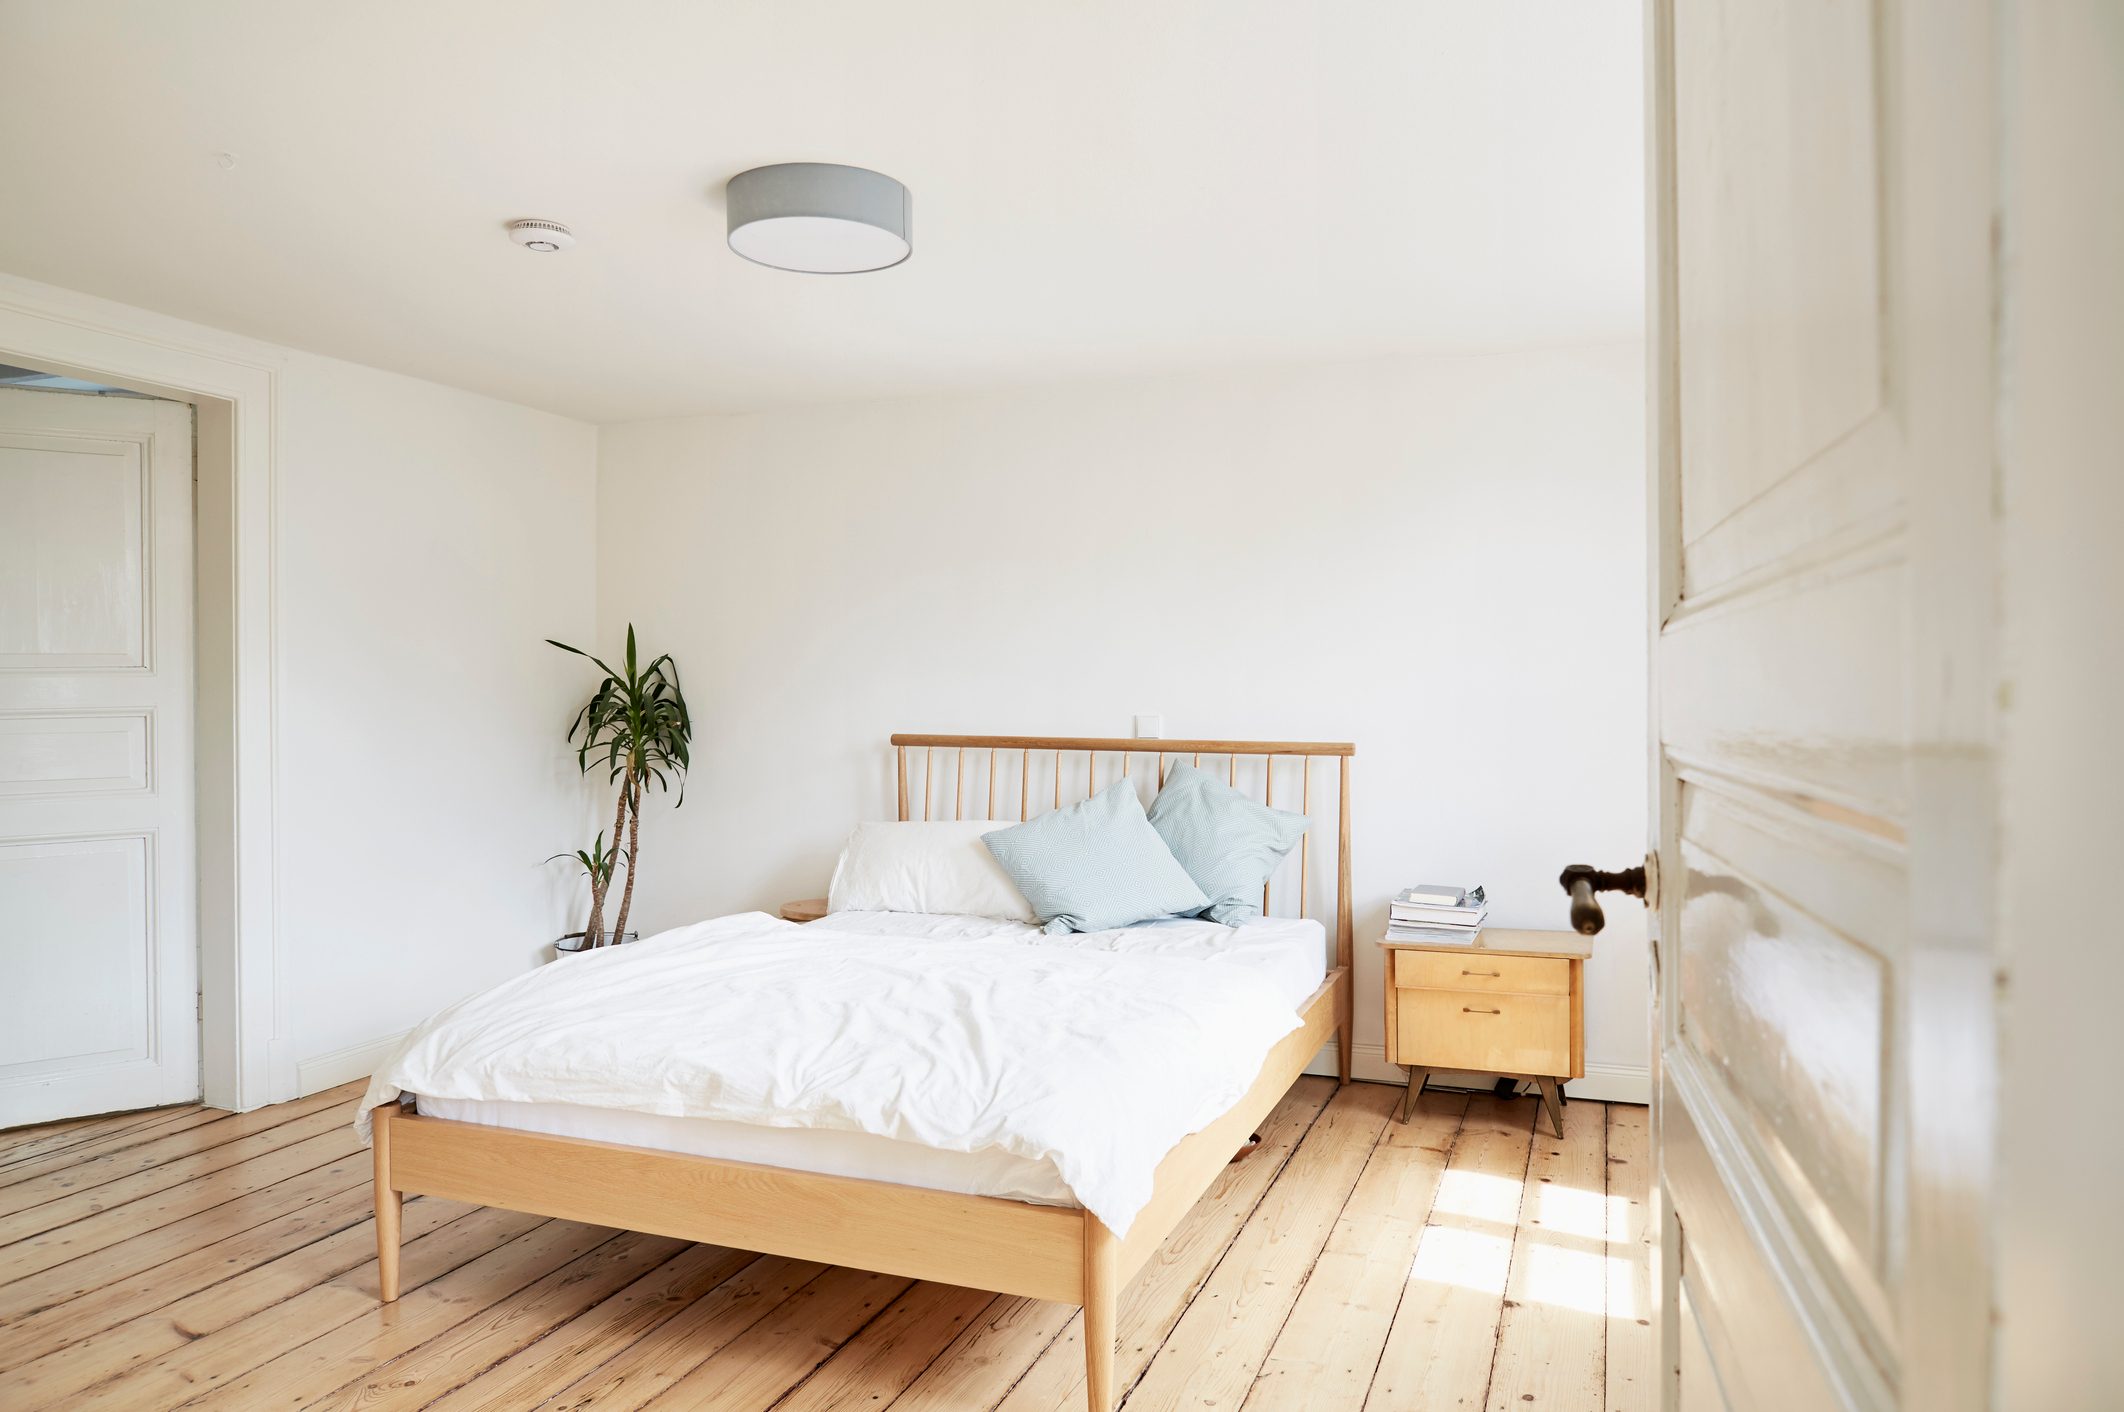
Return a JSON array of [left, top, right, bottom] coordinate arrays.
[[0, 1078, 1652, 1412]]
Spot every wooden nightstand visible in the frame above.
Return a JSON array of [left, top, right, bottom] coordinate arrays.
[[1380, 927, 1590, 1135], [780, 897, 829, 923]]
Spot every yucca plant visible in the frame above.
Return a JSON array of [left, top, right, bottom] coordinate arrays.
[[548, 625, 691, 947], [547, 832, 627, 948]]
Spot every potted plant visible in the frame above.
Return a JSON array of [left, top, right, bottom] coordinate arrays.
[[547, 625, 691, 951], [548, 833, 632, 955]]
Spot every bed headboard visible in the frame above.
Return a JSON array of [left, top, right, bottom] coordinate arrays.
[[889, 734, 1354, 979]]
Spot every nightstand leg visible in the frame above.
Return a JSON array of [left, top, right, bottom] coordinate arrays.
[[1400, 1067, 1428, 1122], [1535, 1077, 1565, 1138]]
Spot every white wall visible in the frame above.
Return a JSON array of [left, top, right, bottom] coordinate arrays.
[[273, 350, 598, 1087], [597, 344, 1651, 1094]]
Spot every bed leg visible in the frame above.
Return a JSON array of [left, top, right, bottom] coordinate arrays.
[[372, 1102, 402, 1303], [1336, 972, 1354, 1086], [1083, 1215, 1119, 1412]]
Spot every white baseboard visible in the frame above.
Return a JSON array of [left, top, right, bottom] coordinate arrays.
[[295, 1029, 412, 1097], [1305, 1042, 1649, 1106]]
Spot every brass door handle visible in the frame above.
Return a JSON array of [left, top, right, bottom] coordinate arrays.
[[1462, 1006, 1501, 1015]]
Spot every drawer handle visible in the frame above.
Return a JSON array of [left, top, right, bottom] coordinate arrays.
[[1462, 969, 1500, 978], [1463, 1005, 1501, 1015]]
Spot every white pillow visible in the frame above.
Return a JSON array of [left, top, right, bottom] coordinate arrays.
[[826, 821, 1038, 922]]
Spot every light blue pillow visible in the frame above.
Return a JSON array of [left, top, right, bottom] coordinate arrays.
[[981, 779, 1209, 934], [1147, 760, 1310, 925]]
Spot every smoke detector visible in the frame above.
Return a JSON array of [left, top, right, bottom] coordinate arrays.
[[507, 219, 575, 253]]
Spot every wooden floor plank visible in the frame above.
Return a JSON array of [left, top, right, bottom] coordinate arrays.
[[0, 1077, 1640, 1412], [151, 1219, 618, 1411], [0, 1084, 360, 1209], [0, 1197, 482, 1392], [886, 1295, 1072, 1412], [0, 1127, 364, 1282], [1363, 1094, 1539, 1412], [532, 1254, 829, 1412], [0, 1151, 373, 1322], [307, 1230, 695, 1412], [771, 1280, 995, 1412], [0, 1101, 357, 1241], [421, 1243, 758, 1412], [908, 1077, 1336, 1412], [1484, 1092, 1608, 1411], [0, 1163, 395, 1358], [636, 1266, 912, 1412], [46, 1207, 548, 1412], [1244, 1088, 1469, 1412], [1604, 1105, 1655, 1412], [0, 1110, 126, 1148], [0, 1106, 218, 1180], [1119, 1082, 1399, 1412]]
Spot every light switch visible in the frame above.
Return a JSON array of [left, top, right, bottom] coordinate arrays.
[[1134, 714, 1164, 738]]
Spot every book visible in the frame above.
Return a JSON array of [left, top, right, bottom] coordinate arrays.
[[1389, 902, 1487, 927], [1384, 922, 1482, 944], [1396, 883, 1484, 907]]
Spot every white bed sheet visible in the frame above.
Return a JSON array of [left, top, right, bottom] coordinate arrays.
[[414, 910, 1327, 1212]]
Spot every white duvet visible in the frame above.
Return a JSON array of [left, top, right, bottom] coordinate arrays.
[[357, 910, 1303, 1234]]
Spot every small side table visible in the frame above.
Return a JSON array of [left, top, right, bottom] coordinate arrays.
[[1380, 927, 1590, 1135], [780, 897, 829, 923]]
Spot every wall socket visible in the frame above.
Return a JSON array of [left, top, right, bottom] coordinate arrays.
[[1134, 714, 1164, 738]]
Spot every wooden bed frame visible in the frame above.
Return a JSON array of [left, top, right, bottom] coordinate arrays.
[[371, 733, 1354, 1412]]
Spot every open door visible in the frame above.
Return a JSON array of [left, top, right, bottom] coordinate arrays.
[[1645, 1, 1997, 1408], [0, 389, 200, 1126]]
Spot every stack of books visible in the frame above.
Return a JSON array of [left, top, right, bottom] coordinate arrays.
[[1387, 884, 1487, 942]]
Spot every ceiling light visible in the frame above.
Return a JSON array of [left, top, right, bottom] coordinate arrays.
[[726, 163, 910, 274], [508, 219, 575, 253]]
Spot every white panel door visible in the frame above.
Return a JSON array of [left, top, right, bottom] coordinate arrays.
[[0, 388, 198, 1125], [1648, 1, 1996, 1410]]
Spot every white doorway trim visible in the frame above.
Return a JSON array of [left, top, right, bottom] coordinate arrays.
[[0, 271, 282, 1112]]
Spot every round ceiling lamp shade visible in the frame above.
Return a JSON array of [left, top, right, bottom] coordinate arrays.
[[726, 163, 911, 274]]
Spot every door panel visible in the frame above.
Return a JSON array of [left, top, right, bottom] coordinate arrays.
[[0, 834, 152, 1070], [0, 432, 149, 669], [0, 710, 152, 796], [1650, 0, 1996, 1408], [0, 390, 197, 1125], [1672, 0, 1887, 555], [1678, 828, 1886, 1279]]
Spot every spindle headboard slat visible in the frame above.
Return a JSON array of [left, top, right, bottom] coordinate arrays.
[[889, 733, 1355, 982]]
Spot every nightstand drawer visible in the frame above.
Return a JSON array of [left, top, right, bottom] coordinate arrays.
[[1394, 988, 1570, 1074], [1393, 950, 1569, 996]]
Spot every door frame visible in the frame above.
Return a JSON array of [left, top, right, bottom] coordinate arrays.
[[0, 271, 282, 1113]]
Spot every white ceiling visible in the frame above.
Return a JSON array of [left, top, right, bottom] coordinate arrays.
[[0, 2, 1642, 423]]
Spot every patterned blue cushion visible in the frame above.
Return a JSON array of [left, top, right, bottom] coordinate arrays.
[[1147, 760, 1310, 925], [981, 779, 1209, 934]]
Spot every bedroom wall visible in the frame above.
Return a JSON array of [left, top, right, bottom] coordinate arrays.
[[273, 350, 598, 1090], [595, 343, 1652, 1097]]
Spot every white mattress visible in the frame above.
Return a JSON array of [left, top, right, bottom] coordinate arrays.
[[416, 910, 1326, 1207]]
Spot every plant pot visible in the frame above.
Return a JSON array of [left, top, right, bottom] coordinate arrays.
[[551, 930, 639, 961]]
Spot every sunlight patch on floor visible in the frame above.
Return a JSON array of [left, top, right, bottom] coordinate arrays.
[[1518, 1243, 1632, 1316], [1407, 1224, 1514, 1295], [1428, 1168, 1524, 1224], [1537, 1179, 1608, 1239]]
